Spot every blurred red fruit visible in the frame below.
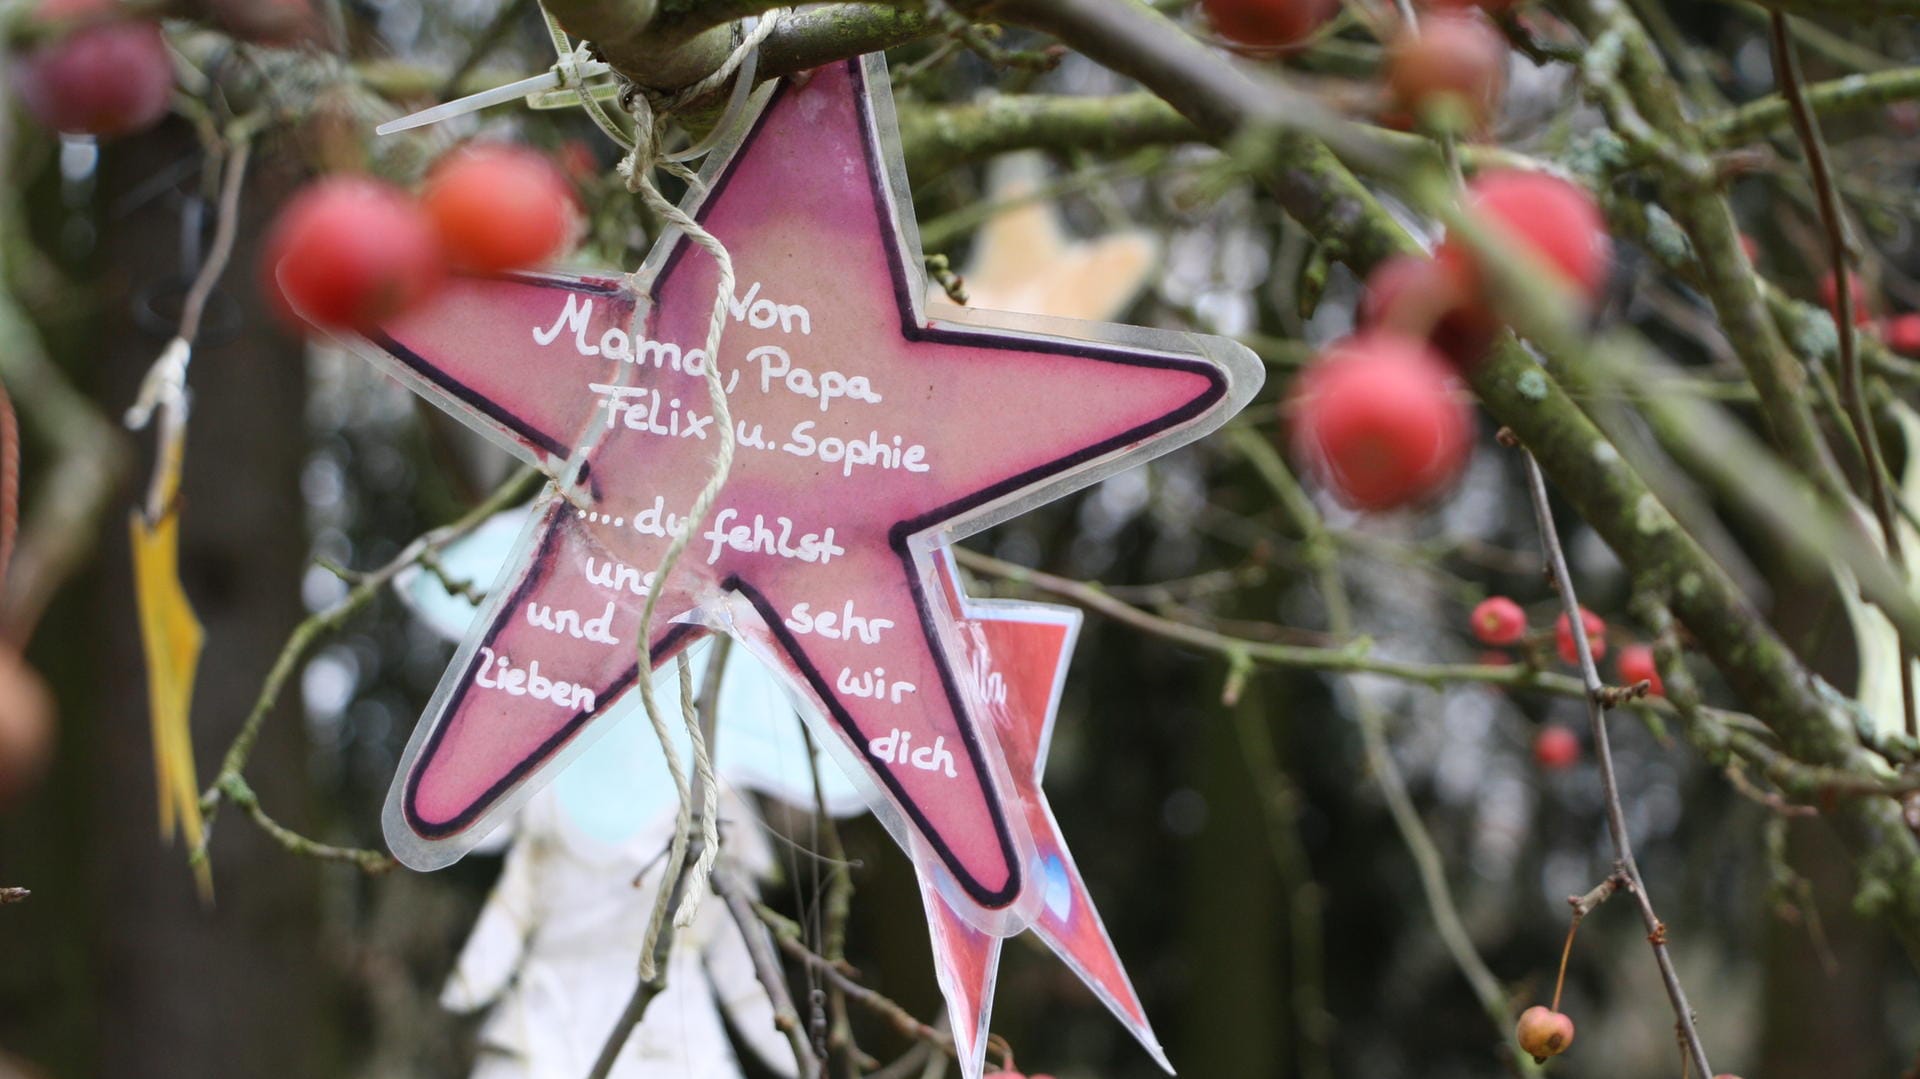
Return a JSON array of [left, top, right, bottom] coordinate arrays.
[[1470, 596, 1527, 646], [1554, 607, 1606, 665], [1516, 1004, 1575, 1059], [201, 0, 320, 45], [1286, 332, 1474, 511], [557, 138, 601, 184], [424, 143, 580, 274], [1820, 270, 1871, 326], [1880, 314, 1920, 358], [1478, 650, 1514, 667], [1386, 14, 1507, 132], [264, 176, 445, 332], [1437, 170, 1612, 315], [1201, 0, 1338, 49], [1359, 253, 1499, 365], [1616, 643, 1663, 696], [1739, 233, 1759, 262], [9, 0, 173, 137], [0, 647, 54, 807], [1532, 727, 1579, 770], [1425, 0, 1525, 12]]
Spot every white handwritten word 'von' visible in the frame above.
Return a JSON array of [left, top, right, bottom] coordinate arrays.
[[701, 509, 846, 566], [472, 647, 596, 711], [727, 282, 811, 335], [746, 346, 881, 413], [868, 728, 955, 778], [786, 601, 895, 645]]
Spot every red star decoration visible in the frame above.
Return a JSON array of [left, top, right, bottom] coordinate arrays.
[[350, 56, 1260, 915], [919, 551, 1167, 1075]]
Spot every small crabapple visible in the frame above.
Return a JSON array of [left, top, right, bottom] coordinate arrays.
[[1533, 727, 1579, 770], [1820, 270, 1871, 326], [1437, 170, 1612, 315], [1359, 253, 1498, 366], [9, 0, 173, 138], [1200, 0, 1339, 50], [1879, 314, 1920, 358], [199, 0, 320, 45], [1553, 607, 1606, 665], [1386, 13, 1508, 133], [1616, 643, 1663, 697], [1470, 596, 1527, 646], [1515, 1005, 1575, 1060], [424, 143, 580, 274], [1285, 332, 1474, 511], [263, 176, 446, 333], [0, 647, 53, 808]]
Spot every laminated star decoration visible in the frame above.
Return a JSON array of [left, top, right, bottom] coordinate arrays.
[[341, 54, 1260, 1075]]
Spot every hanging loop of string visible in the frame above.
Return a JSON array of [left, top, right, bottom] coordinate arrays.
[[538, 6, 786, 976]]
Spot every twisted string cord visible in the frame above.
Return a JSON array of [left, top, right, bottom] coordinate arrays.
[[553, 11, 783, 969]]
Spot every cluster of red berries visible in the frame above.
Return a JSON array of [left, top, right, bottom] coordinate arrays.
[[7, 0, 319, 139], [264, 144, 580, 333], [1469, 597, 1665, 769], [1287, 169, 1611, 512]]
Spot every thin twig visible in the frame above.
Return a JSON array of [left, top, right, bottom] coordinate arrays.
[[1520, 452, 1712, 1077], [1769, 11, 1916, 739], [197, 467, 543, 855], [714, 862, 823, 1079], [756, 902, 963, 1062]]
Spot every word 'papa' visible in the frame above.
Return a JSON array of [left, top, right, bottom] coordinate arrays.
[[472, 647, 596, 711], [868, 728, 956, 778]]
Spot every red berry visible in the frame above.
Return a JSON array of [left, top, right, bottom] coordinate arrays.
[[1820, 270, 1872, 326], [1515, 1005, 1575, 1059], [1554, 607, 1606, 665], [1739, 233, 1759, 262], [1201, 0, 1339, 49], [1879, 314, 1920, 358], [0, 647, 54, 808], [1616, 643, 1663, 696], [9, 0, 172, 138], [1359, 253, 1499, 366], [1286, 332, 1474, 511], [1437, 170, 1612, 314], [201, 0, 320, 45], [1470, 596, 1527, 646], [1386, 14, 1507, 132], [424, 143, 580, 275], [1533, 727, 1579, 770], [263, 176, 446, 333]]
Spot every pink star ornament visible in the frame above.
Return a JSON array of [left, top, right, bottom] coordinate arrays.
[[918, 550, 1168, 1078], [342, 55, 1261, 929]]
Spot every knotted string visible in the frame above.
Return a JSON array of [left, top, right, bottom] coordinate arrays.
[[542, 6, 783, 975]]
